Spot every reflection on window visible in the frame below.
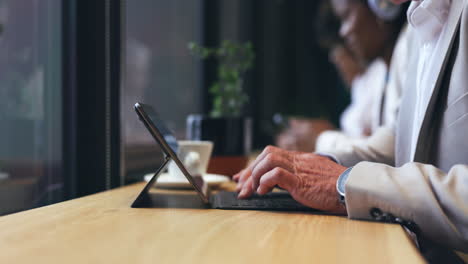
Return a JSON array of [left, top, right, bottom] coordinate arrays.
[[123, 0, 203, 180], [0, 0, 62, 215]]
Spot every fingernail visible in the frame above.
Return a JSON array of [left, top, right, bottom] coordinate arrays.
[[238, 189, 246, 198], [256, 187, 263, 195]]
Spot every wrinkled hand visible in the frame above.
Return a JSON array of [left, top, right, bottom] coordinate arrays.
[[236, 146, 347, 214]]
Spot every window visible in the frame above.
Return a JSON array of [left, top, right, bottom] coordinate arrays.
[[123, 0, 204, 181], [0, 0, 62, 215]]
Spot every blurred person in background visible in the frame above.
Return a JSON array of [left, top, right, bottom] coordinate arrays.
[[275, 1, 362, 152], [317, 0, 410, 152], [275, 0, 409, 153]]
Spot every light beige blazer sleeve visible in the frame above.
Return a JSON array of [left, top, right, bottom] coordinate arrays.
[[346, 162, 468, 252], [322, 126, 395, 167]]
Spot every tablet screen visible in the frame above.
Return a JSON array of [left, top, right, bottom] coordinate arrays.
[[133, 103, 209, 203]]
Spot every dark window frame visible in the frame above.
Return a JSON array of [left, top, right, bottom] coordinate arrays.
[[62, 0, 123, 198]]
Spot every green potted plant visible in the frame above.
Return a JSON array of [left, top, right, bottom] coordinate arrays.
[[187, 40, 255, 176]]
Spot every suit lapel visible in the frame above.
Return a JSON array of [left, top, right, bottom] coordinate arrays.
[[412, 0, 465, 162]]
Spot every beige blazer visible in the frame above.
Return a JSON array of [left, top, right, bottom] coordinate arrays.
[[327, 0, 468, 252]]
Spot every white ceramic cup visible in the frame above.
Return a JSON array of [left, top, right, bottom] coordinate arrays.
[[168, 140, 213, 180]]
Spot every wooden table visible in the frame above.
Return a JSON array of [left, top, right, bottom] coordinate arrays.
[[0, 182, 425, 264]]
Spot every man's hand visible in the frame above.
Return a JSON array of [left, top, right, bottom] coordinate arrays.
[[236, 146, 348, 214]]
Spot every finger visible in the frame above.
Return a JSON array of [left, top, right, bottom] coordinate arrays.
[[238, 177, 255, 199], [237, 146, 286, 191], [232, 169, 244, 182], [236, 168, 252, 191], [256, 167, 294, 195], [250, 153, 294, 191], [236, 168, 255, 192], [238, 168, 251, 184], [246, 146, 282, 175], [236, 176, 245, 192]]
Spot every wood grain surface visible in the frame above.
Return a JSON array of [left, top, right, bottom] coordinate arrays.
[[0, 182, 425, 264]]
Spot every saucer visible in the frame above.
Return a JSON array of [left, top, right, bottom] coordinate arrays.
[[144, 172, 230, 189]]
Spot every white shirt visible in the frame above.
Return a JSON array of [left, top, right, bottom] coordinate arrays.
[[408, 0, 451, 160], [381, 26, 411, 130], [340, 59, 388, 138]]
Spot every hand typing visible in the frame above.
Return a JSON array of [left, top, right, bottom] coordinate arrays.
[[235, 146, 348, 214]]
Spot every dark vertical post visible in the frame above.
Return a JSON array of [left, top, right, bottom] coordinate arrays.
[[63, 0, 122, 198], [202, 0, 220, 115]]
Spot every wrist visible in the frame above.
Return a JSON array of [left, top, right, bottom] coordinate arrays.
[[336, 166, 353, 207], [330, 166, 349, 215]]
